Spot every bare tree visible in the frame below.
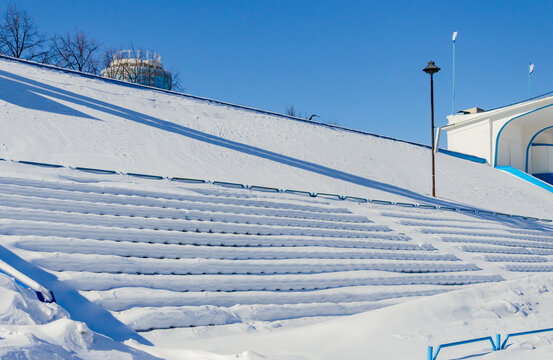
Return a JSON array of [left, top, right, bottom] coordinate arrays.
[[102, 47, 145, 84], [102, 47, 116, 70], [0, 3, 47, 60], [51, 29, 100, 73], [169, 70, 183, 91], [285, 105, 310, 119], [285, 105, 298, 117]]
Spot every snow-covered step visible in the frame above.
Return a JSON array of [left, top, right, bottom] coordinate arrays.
[[32, 253, 479, 275], [381, 209, 547, 229], [0, 221, 412, 249], [0, 206, 390, 237], [505, 264, 553, 272], [115, 299, 412, 330], [0, 183, 368, 223], [401, 219, 553, 237], [378, 211, 494, 223], [420, 228, 553, 242], [84, 284, 455, 311], [56, 271, 503, 292], [0, 177, 349, 214], [398, 220, 507, 230], [482, 254, 549, 263], [442, 236, 553, 250], [0, 192, 376, 231], [461, 245, 553, 256], [15, 238, 448, 261], [184, 186, 331, 205]]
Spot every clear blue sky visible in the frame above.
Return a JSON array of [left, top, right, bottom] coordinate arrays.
[[11, 0, 553, 145]]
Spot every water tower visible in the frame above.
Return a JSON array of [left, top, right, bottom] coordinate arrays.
[[101, 50, 173, 90]]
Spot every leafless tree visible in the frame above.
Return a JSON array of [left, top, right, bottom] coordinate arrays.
[[0, 3, 47, 61], [102, 47, 145, 84], [51, 29, 100, 73], [285, 105, 298, 117], [285, 105, 310, 119], [102, 47, 117, 70], [169, 70, 183, 91]]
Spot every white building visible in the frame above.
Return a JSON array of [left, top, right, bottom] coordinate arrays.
[[443, 96, 553, 182]]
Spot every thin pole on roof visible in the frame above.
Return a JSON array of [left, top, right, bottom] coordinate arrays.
[[528, 63, 534, 99], [452, 31, 458, 114]]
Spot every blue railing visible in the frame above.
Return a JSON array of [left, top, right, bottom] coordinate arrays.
[[2, 157, 551, 223], [428, 335, 499, 360], [496, 166, 553, 194], [0, 261, 55, 303], [428, 328, 553, 359]]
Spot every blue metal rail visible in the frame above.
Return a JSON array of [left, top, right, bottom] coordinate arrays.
[[4, 157, 551, 222], [429, 327, 553, 359], [428, 335, 499, 360], [501, 327, 553, 349], [496, 166, 553, 194]]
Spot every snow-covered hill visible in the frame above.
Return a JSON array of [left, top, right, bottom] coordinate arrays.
[[0, 55, 552, 218], [2, 56, 553, 360]]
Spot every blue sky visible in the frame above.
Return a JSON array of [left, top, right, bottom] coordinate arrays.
[[11, 0, 553, 145]]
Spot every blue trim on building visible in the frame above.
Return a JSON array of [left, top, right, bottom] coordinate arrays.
[[496, 166, 553, 193], [531, 143, 553, 146], [493, 103, 553, 166], [438, 149, 487, 163], [525, 126, 553, 172]]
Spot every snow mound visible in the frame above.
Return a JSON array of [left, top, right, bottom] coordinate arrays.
[[0, 272, 63, 326], [163, 274, 553, 360], [0, 272, 159, 359]]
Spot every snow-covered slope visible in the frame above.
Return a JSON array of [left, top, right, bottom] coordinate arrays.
[[0, 56, 552, 218]]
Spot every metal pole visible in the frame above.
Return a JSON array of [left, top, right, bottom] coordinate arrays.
[[431, 73, 436, 197], [528, 69, 531, 99], [452, 40, 456, 114]]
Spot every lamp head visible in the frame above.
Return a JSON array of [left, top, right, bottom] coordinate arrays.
[[423, 61, 440, 75]]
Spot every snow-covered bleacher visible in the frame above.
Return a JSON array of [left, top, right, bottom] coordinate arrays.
[[3, 161, 553, 333], [380, 207, 553, 275]]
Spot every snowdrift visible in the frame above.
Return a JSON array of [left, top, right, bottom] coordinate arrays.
[[0, 272, 158, 359]]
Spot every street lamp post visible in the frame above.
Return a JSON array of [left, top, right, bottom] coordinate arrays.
[[423, 61, 440, 198]]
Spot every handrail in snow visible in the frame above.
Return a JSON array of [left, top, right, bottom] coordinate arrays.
[[0, 259, 55, 303], [429, 328, 553, 359]]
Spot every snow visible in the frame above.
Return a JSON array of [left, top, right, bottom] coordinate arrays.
[[0, 56, 553, 218], [0, 272, 158, 359], [2, 56, 553, 359], [147, 274, 553, 360]]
